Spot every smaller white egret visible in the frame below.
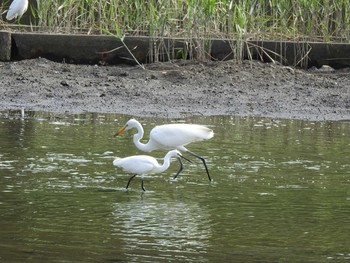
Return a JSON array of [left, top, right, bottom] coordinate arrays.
[[113, 150, 187, 191], [6, 0, 28, 21], [114, 119, 214, 180]]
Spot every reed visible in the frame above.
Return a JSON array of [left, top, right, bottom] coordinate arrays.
[[12, 0, 350, 62]]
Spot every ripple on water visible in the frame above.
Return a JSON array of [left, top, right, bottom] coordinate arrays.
[[111, 200, 212, 261]]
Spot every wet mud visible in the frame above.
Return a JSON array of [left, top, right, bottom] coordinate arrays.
[[1, 58, 350, 120]]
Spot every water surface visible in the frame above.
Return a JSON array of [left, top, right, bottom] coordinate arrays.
[[0, 111, 349, 262]]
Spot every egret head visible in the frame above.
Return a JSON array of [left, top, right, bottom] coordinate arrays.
[[168, 149, 182, 157], [114, 119, 138, 137], [169, 150, 192, 163]]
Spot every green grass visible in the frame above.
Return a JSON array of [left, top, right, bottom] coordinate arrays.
[[31, 0, 350, 41], [3, 0, 350, 63]]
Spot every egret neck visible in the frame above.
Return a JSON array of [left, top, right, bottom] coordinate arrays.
[[132, 121, 158, 152]]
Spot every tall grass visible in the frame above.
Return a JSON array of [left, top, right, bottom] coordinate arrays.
[[30, 0, 350, 39], [5, 0, 350, 62]]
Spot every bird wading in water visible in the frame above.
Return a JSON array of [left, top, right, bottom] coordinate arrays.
[[114, 119, 214, 181], [113, 150, 187, 191]]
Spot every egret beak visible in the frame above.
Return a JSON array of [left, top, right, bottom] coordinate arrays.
[[114, 125, 126, 137], [178, 154, 193, 164]]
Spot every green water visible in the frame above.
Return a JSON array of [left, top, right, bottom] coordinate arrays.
[[0, 111, 349, 262]]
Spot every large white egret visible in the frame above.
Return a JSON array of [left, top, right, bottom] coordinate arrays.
[[113, 150, 183, 191], [114, 119, 214, 181], [6, 0, 28, 21]]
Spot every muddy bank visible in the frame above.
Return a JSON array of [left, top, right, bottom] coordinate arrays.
[[0, 58, 349, 120]]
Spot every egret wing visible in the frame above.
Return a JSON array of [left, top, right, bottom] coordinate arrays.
[[150, 124, 213, 148]]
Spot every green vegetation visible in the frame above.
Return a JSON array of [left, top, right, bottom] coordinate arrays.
[[2, 0, 350, 63], [29, 0, 350, 41]]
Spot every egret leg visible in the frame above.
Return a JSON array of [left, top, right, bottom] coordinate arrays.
[[141, 178, 146, 191], [173, 158, 184, 179], [126, 174, 137, 189], [186, 150, 212, 181], [173, 155, 193, 179]]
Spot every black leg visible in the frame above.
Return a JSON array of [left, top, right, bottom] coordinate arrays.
[[126, 174, 137, 189], [186, 150, 212, 181], [141, 178, 146, 191], [174, 154, 193, 179], [173, 157, 184, 179]]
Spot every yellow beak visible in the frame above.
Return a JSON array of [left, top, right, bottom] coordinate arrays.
[[114, 126, 126, 137]]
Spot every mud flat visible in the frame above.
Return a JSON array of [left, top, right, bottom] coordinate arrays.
[[1, 57, 350, 120]]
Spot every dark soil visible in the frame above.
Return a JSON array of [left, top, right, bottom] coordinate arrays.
[[1, 58, 350, 120]]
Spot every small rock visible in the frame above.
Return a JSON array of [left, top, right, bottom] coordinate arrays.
[[318, 65, 335, 72], [120, 72, 128, 77], [60, 80, 69, 87]]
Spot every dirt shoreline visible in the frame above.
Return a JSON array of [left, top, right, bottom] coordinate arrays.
[[1, 58, 350, 121]]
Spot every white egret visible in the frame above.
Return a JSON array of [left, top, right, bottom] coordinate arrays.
[[6, 0, 28, 21], [114, 119, 214, 181], [113, 150, 183, 191]]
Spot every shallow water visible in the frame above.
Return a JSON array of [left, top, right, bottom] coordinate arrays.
[[0, 110, 349, 262]]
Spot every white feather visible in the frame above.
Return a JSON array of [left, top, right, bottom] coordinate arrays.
[[6, 0, 28, 21]]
